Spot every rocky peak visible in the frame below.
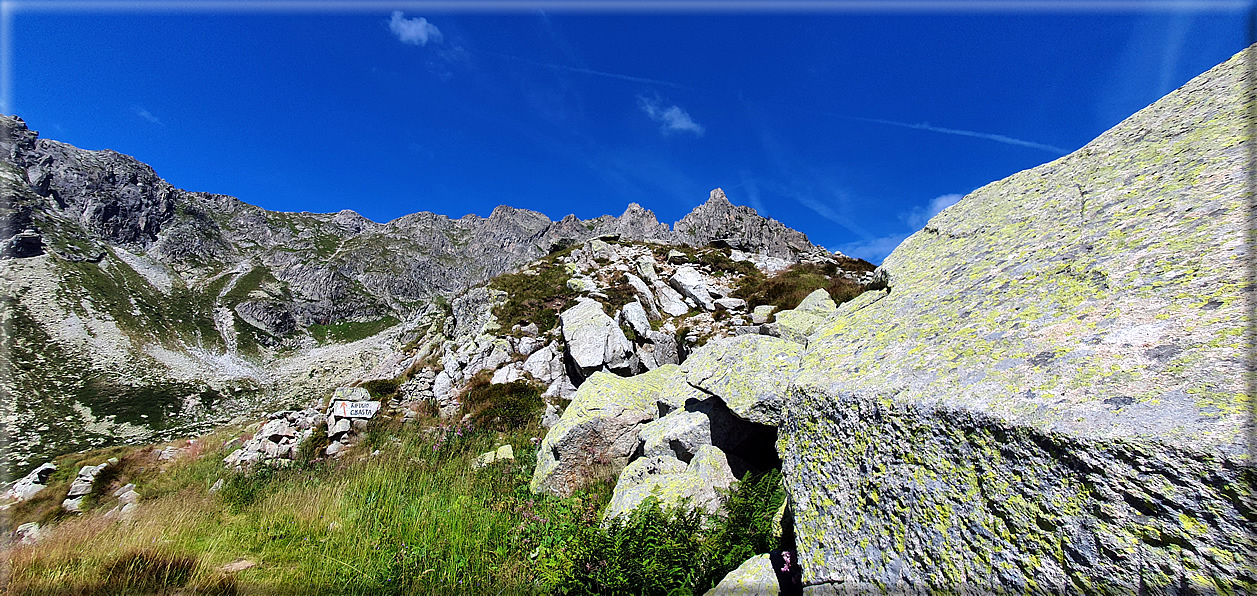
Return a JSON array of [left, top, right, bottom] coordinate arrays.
[[613, 202, 670, 241], [705, 187, 732, 205], [674, 187, 818, 259], [330, 209, 376, 233]]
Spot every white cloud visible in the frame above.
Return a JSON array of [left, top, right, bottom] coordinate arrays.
[[134, 107, 163, 126], [903, 192, 963, 229], [389, 11, 442, 46], [638, 96, 704, 136]]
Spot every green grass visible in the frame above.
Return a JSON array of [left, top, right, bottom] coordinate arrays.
[[734, 261, 870, 311], [489, 257, 578, 335], [310, 316, 400, 344], [6, 417, 562, 594], [6, 406, 787, 595]]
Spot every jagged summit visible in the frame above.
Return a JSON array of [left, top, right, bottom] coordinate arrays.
[[674, 186, 819, 258]]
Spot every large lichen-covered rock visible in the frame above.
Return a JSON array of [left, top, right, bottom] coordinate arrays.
[[531, 366, 691, 497], [781, 47, 1255, 591], [774, 288, 837, 345], [604, 444, 737, 519], [682, 335, 801, 426], [704, 554, 777, 596]]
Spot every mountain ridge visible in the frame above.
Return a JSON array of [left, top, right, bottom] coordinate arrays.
[[0, 114, 855, 477]]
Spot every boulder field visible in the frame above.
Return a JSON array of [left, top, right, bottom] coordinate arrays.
[[532, 46, 1256, 592]]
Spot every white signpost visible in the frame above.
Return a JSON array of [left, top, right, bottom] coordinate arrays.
[[329, 400, 381, 419]]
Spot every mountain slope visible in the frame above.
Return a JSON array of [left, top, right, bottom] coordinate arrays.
[[0, 116, 836, 478]]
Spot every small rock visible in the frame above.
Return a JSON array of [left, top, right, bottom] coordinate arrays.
[[15, 522, 44, 545], [325, 441, 346, 456], [209, 479, 225, 493], [667, 249, 689, 264], [620, 301, 652, 337], [329, 418, 351, 437], [566, 277, 598, 292], [5, 462, 56, 502], [715, 297, 747, 311], [221, 559, 257, 574], [703, 553, 776, 596], [61, 496, 84, 512], [751, 305, 776, 325]]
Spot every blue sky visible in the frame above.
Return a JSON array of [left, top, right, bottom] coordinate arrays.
[[8, 3, 1252, 263]]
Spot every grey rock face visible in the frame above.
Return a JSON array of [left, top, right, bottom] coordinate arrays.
[[619, 301, 652, 338], [681, 335, 801, 426], [559, 298, 637, 382], [531, 367, 686, 497], [5, 462, 56, 501], [704, 554, 777, 596], [783, 47, 1256, 591], [673, 188, 820, 260], [669, 266, 717, 311]]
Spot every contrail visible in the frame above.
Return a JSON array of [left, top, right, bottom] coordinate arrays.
[[484, 51, 692, 90], [851, 116, 1070, 155]]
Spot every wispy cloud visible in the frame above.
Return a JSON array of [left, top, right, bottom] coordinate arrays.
[[852, 116, 1069, 154], [638, 95, 704, 136], [486, 52, 691, 89], [904, 192, 963, 229], [389, 11, 442, 46], [835, 234, 910, 264], [836, 192, 968, 263], [134, 107, 163, 126]]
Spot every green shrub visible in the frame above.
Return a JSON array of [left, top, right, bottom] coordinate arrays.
[[361, 378, 400, 401], [733, 262, 867, 311], [702, 470, 787, 579], [535, 469, 787, 595], [538, 496, 706, 595], [698, 250, 761, 277], [297, 420, 331, 462], [602, 272, 640, 313], [461, 378, 543, 431], [216, 464, 306, 511]]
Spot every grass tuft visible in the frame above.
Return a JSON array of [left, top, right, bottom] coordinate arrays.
[[734, 261, 869, 310]]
